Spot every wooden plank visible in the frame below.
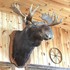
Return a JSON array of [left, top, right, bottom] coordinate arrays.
[[62, 30, 70, 67], [2, 12, 7, 61], [18, 16, 23, 30], [45, 40, 53, 66], [60, 29, 69, 67], [50, 0, 70, 7], [11, 14, 18, 30], [38, 44, 43, 65], [50, 27, 58, 67], [26, 64, 70, 70], [33, 47, 38, 64], [68, 31, 70, 67], [0, 11, 3, 61], [15, 67, 25, 70], [64, 30, 70, 68], [6, 13, 13, 62], [60, 28, 66, 67], [59, 28, 65, 67], [54, 27, 63, 67], [41, 40, 48, 65], [52, 27, 58, 67]]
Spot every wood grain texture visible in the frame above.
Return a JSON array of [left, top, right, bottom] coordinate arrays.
[[0, 11, 70, 69], [30, 27, 70, 68], [0, 0, 70, 30]]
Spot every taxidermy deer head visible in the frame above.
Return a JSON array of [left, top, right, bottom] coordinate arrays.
[[10, 3, 62, 67]]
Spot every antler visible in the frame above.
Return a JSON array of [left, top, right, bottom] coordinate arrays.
[[26, 4, 39, 23], [11, 3, 39, 25], [41, 13, 62, 26], [11, 3, 25, 18], [25, 4, 39, 25], [29, 4, 39, 16]]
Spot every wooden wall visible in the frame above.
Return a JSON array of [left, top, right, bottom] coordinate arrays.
[[30, 27, 70, 68], [0, 11, 70, 69]]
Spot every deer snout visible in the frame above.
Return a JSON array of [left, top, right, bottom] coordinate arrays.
[[44, 33, 53, 40], [48, 34, 53, 39]]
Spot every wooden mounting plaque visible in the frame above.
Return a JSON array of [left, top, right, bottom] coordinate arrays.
[[9, 31, 30, 67], [9, 31, 17, 66]]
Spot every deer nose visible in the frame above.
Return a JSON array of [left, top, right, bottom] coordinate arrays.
[[49, 37, 52, 39], [48, 34, 54, 39]]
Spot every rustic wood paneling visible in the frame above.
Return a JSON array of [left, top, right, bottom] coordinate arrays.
[[0, 0, 70, 30], [0, 11, 70, 69], [30, 27, 70, 68], [0, 11, 24, 70]]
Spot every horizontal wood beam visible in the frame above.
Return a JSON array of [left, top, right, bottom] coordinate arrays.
[[49, 0, 70, 12]]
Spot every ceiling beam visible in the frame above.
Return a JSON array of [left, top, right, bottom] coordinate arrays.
[[48, 0, 70, 12]]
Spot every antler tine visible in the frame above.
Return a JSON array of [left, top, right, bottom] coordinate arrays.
[[49, 13, 62, 26], [29, 4, 33, 14], [25, 4, 39, 25], [41, 12, 62, 26], [29, 4, 39, 16], [32, 5, 39, 16], [11, 3, 25, 18]]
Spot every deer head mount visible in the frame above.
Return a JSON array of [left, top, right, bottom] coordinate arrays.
[[10, 3, 62, 67]]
